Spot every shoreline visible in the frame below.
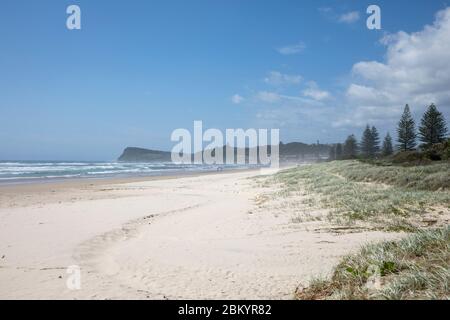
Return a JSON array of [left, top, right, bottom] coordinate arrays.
[[0, 167, 262, 210], [0, 160, 305, 188], [0, 166, 260, 190]]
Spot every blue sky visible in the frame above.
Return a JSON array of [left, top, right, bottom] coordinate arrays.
[[1, 0, 449, 160]]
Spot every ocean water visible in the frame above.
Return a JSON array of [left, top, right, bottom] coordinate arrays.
[[0, 161, 247, 184]]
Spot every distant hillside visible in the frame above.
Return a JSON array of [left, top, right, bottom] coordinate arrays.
[[118, 147, 172, 162], [118, 142, 331, 163], [279, 142, 330, 157]]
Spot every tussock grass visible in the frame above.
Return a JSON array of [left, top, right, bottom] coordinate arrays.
[[274, 161, 450, 299], [274, 161, 450, 230], [296, 227, 450, 300], [334, 161, 450, 191]]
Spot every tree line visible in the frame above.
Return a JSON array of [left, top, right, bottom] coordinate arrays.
[[329, 103, 448, 160]]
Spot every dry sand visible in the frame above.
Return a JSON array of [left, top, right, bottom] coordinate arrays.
[[0, 169, 399, 299]]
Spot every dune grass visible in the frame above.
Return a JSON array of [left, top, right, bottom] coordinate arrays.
[[296, 226, 450, 300], [330, 160, 450, 191], [274, 161, 450, 231], [272, 160, 450, 299]]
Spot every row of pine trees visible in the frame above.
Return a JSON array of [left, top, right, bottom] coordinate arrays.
[[329, 103, 448, 160]]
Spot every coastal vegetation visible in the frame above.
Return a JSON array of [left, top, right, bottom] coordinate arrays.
[[276, 103, 449, 299], [274, 160, 449, 299], [275, 160, 450, 232], [328, 103, 448, 162], [296, 226, 449, 300]]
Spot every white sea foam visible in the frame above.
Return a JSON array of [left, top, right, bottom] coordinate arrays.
[[0, 161, 239, 183]]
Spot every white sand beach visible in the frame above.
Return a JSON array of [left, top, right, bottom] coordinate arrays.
[[0, 170, 398, 299]]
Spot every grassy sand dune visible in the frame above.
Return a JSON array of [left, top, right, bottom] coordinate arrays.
[[270, 160, 449, 300], [296, 226, 449, 300], [273, 161, 450, 232]]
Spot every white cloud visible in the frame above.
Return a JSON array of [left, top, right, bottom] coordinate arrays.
[[254, 90, 324, 106], [251, 85, 333, 141], [318, 7, 332, 14], [338, 11, 360, 24], [255, 91, 281, 103], [319, 7, 360, 24], [231, 94, 244, 104], [345, 84, 392, 105], [253, 95, 333, 142], [302, 81, 331, 101], [264, 71, 302, 86], [335, 7, 450, 127], [276, 42, 306, 55]]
